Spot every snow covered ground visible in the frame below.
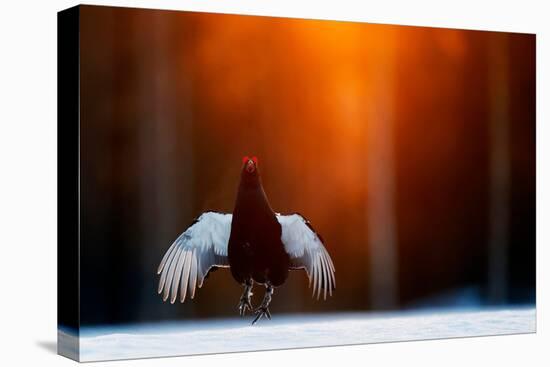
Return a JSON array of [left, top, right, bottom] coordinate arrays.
[[69, 307, 535, 362]]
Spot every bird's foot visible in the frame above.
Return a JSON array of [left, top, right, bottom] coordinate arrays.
[[251, 284, 273, 325], [238, 296, 253, 316], [251, 306, 271, 325]]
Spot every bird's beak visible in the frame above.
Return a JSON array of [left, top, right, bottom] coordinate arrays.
[[246, 160, 256, 173]]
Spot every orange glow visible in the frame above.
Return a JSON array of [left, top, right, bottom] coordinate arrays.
[[79, 6, 535, 316]]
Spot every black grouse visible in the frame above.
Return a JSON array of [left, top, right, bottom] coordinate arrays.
[[157, 157, 335, 324]]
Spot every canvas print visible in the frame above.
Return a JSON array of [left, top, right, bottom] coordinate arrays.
[[57, 5, 536, 362]]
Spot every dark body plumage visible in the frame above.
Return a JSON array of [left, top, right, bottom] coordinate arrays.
[[157, 157, 335, 323], [228, 163, 290, 287]]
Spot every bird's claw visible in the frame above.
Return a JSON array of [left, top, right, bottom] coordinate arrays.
[[238, 297, 253, 316], [251, 306, 271, 325]]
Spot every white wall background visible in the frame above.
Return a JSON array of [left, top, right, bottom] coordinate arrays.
[[0, 0, 547, 366]]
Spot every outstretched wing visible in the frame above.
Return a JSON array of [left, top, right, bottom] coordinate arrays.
[[276, 213, 335, 300], [157, 211, 232, 304]]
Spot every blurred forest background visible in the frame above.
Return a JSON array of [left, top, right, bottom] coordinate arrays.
[[77, 6, 535, 326]]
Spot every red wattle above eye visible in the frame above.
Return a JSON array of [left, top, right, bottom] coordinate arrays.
[[242, 156, 249, 164], [252, 156, 258, 164]]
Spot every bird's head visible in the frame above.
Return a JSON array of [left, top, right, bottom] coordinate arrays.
[[242, 156, 258, 175], [237, 155, 268, 197]]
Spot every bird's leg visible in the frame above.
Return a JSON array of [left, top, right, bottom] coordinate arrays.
[[238, 279, 253, 316], [252, 284, 273, 325]]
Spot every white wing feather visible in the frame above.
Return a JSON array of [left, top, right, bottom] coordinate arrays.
[[157, 212, 232, 303], [276, 213, 335, 300]]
